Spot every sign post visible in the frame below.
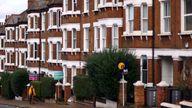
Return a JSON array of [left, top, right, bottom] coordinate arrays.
[[118, 62, 128, 107]]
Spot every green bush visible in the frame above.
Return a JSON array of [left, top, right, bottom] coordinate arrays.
[[1, 72, 14, 99], [86, 48, 138, 101], [73, 75, 95, 100], [11, 68, 29, 96], [40, 77, 55, 99], [31, 81, 41, 98]]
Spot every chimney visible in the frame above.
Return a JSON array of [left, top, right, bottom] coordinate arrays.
[[0, 22, 4, 26], [28, 0, 34, 8]]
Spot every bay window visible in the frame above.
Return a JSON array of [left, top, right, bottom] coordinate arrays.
[[127, 5, 134, 34], [184, 0, 192, 31]]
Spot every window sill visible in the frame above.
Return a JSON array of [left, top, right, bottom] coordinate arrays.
[[27, 28, 40, 32], [62, 48, 81, 53], [92, 49, 101, 53], [98, 2, 123, 9], [48, 26, 61, 30], [178, 32, 192, 39], [5, 63, 15, 66], [158, 33, 172, 40], [47, 59, 62, 64], [123, 31, 153, 40], [27, 58, 40, 61], [62, 11, 81, 16], [82, 11, 89, 15]]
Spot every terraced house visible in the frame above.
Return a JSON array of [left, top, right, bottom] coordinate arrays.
[[2, 0, 192, 91]]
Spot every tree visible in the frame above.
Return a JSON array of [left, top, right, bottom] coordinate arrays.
[[86, 48, 138, 101], [11, 68, 29, 96]]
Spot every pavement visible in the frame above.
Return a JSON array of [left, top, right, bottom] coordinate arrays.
[[0, 98, 93, 108]]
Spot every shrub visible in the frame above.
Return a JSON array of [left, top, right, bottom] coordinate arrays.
[[11, 68, 29, 96], [73, 75, 95, 100], [40, 77, 55, 99], [31, 81, 41, 98], [1, 72, 14, 99], [86, 48, 138, 101]]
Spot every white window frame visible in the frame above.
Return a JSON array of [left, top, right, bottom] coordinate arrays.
[[15, 27, 19, 41], [84, 0, 89, 12], [49, 42, 53, 60], [100, 0, 106, 6], [15, 51, 18, 66], [64, 0, 68, 13], [112, 24, 119, 48], [113, 0, 118, 5], [34, 42, 38, 59], [100, 25, 107, 50], [126, 4, 134, 34], [84, 27, 89, 52], [63, 65, 67, 85], [49, 10, 53, 27], [181, 0, 192, 32], [41, 42, 46, 61], [19, 52, 22, 66], [160, 0, 171, 33], [72, 29, 77, 49], [72, 0, 77, 11], [94, 0, 99, 10], [24, 51, 27, 66], [63, 29, 68, 49], [56, 42, 61, 60], [140, 55, 148, 84], [94, 26, 99, 50], [57, 10, 61, 27], [141, 3, 148, 33], [71, 66, 77, 88], [41, 12, 46, 31], [34, 16, 38, 29]]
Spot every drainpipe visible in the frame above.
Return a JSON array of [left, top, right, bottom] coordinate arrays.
[[38, 12, 42, 80], [152, 0, 155, 86]]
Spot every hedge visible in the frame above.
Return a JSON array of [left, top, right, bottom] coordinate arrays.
[[1, 72, 14, 99], [86, 48, 138, 100], [40, 77, 55, 99], [73, 75, 95, 100], [31, 81, 41, 98], [11, 68, 29, 96]]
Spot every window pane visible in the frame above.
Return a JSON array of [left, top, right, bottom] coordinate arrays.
[[185, 0, 192, 14], [142, 56, 147, 69], [185, 16, 192, 31], [129, 21, 134, 33], [129, 6, 134, 20], [164, 18, 170, 32], [142, 70, 147, 83], [143, 4, 148, 18], [143, 20, 148, 33], [164, 1, 170, 16]]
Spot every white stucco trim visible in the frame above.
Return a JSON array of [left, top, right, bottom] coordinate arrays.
[[130, 48, 192, 59], [62, 60, 86, 69], [19, 24, 27, 28], [28, 13, 40, 17], [83, 23, 91, 28], [48, 7, 62, 13], [94, 18, 123, 27], [5, 27, 14, 31], [61, 23, 80, 31], [62, 10, 81, 16], [98, 2, 123, 8], [18, 48, 27, 53], [48, 37, 62, 44], [5, 48, 14, 52], [27, 38, 39, 44], [124, 0, 152, 7], [123, 30, 153, 37]]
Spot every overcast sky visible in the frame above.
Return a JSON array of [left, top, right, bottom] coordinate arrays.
[[0, 0, 27, 22]]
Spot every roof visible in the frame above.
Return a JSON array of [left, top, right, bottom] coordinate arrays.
[[27, 0, 63, 13], [18, 10, 28, 24], [0, 25, 5, 35], [5, 14, 20, 27], [48, 0, 63, 7], [27, 0, 50, 13]]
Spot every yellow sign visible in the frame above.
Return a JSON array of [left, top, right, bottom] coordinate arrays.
[[118, 62, 125, 70]]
